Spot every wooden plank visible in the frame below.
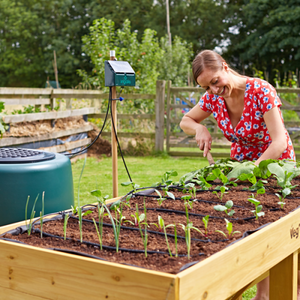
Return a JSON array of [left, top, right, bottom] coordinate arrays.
[[2, 108, 98, 124], [277, 88, 300, 93], [168, 151, 230, 157], [269, 251, 298, 300], [101, 132, 155, 138], [0, 125, 94, 147], [0, 88, 52, 96], [0, 239, 177, 300], [52, 90, 155, 100], [38, 138, 91, 153], [89, 113, 155, 120], [0, 99, 50, 105], [0, 286, 47, 300], [229, 272, 269, 300], [170, 87, 205, 93], [169, 143, 231, 149], [177, 208, 300, 300]]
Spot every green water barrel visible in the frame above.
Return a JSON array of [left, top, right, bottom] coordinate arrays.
[[0, 148, 74, 226]]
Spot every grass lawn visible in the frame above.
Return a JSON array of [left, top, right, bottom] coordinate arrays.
[[71, 154, 257, 299], [72, 154, 209, 205]]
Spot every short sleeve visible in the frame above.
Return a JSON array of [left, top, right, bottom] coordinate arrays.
[[198, 92, 213, 113], [255, 79, 282, 115]]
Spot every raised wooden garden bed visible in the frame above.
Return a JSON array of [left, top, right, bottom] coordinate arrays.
[[1, 160, 300, 299]]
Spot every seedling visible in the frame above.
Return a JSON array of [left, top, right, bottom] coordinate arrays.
[[152, 216, 173, 257], [92, 202, 106, 249], [212, 186, 228, 201], [121, 181, 140, 194], [132, 201, 148, 257], [215, 219, 241, 239], [181, 195, 195, 210], [40, 192, 45, 239], [91, 189, 119, 251], [201, 215, 211, 238], [214, 200, 235, 217], [155, 189, 166, 205], [25, 194, 39, 236], [179, 222, 202, 259], [156, 170, 178, 188], [248, 194, 265, 219], [275, 187, 291, 209], [63, 214, 69, 240]]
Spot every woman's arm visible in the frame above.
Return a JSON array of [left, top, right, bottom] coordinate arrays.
[[180, 104, 212, 157], [254, 107, 287, 165]]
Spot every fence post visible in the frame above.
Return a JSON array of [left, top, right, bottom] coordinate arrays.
[[155, 80, 166, 151], [166, 80, 171, 152]]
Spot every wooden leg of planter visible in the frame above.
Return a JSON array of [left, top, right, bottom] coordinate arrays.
[[269, 250, 298, 300]]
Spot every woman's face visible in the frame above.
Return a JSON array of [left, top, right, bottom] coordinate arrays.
[[196, 65, 232, 97]]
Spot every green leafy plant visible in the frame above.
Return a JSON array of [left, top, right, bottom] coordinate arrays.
[[212, 186, 229, 201], [248, 195, 265, 219], [214, 200, 235, 217], [215, 219, 241, 239]]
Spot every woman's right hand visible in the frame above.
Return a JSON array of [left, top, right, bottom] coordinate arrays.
[[195, 125, 212, 157]]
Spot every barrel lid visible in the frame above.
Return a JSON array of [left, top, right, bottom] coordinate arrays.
[[0, 148, 55, 164]]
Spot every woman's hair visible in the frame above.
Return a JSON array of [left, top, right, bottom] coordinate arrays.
[[192, 50, 241, 83]]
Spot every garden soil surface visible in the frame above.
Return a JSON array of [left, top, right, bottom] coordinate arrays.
[[2, 176, 300, 274]]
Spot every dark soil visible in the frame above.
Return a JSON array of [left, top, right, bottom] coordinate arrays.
[[2, 176, 300, 274], [87, 127, 111, 157]]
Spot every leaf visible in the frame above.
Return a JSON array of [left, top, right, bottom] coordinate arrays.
[[121, 181, 132, 186], [215, 230, 227, 238], [257, 212, 265, 217], [214, 205, 227, 212], [166, 191, 175, 200], [257, 205, 263, 213], [282, 187, 291, 198], [256, 188, 265, 195], [91, 189, 101, 198], [228, 210, 235, 217], [225, 200, 233, 209], [248, 198, 260, 206], [82, 210, 93, 216], [227, 161, 256, 180], [267, 163, 285, 180]]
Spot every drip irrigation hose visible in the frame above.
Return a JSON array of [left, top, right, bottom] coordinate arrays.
[[64, 93, 111, 158], [68, 215, 214, 243]]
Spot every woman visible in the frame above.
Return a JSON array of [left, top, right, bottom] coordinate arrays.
[[180, 50, 295, 166], [180, 50, 296, 300]]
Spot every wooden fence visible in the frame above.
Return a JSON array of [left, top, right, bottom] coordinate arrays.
[[1, 82, 300, 159], [164, 81, 300, 158], [0, 87, 158, 155]]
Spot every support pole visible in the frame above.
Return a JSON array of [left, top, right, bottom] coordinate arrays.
[[110, 50, 118, 197], [269, 251, 298, 300]]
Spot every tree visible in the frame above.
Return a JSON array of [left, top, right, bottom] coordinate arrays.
[[0, 0, 92, 87], [225, 0, 300, 84]]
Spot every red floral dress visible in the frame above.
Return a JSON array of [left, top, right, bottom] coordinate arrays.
[[198, 77, 295, 161]]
